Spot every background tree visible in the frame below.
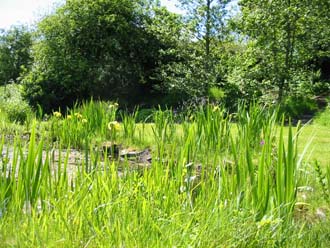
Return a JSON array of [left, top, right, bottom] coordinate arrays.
[[23, 0, 181, 112], [0, 25, 32, 85], [17, 0, 330, 114], [178, 0, 231, 57], [155, 0, 232, 102], [236, 0, 330, 100]]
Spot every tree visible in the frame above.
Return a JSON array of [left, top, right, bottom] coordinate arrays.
[[178, 0, 231, 60], [237, 0, 330, 100], [0, 26, 32, 85], [158, 0, 233, 101], [23, 0, 180, 111]]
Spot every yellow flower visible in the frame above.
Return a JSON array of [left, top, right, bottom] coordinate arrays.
[[257, 217, 281, 229], [212, 105, 220, 112], [53, 111, 62, 118], [67, 115, 72, 120], [74, 113, 83, 119], [257, 218, 272, 228], [109, 102, 119, 109], [81, 118, 88, 124], [107, 121, 120, 131]]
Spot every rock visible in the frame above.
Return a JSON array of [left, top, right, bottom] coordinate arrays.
[[120, 148, 152, 164], [101, 142, 120, 157]]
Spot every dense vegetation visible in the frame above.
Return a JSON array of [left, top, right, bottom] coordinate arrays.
[[0, 101, 330, 247], [0, 0, 329, 114], [0, 0, 330, 247]]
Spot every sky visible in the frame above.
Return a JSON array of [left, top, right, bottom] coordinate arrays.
[[0, 0, 182, 30]]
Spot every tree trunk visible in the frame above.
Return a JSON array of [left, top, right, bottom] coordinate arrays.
[[204, 0, 212, 72], [205, 0, 211, 58]]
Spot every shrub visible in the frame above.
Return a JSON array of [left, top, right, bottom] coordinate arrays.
[[279, 95, 318, 119], [208, 86, 225, 102], [135, 108, 154, 123], [0, 84, 33, 123]]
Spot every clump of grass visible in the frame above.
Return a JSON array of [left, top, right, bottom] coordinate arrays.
[[152, 107, 175, 158], [49, 100, 119, 148], [314, 106, 330, 127], [236, 101, 279, 149], [194, 104, 231, 152], [121, 107, 139, 142], [314, 161, 330, 203]]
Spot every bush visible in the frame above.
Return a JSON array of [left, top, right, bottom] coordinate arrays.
[[280, 95, 318, 119], [0, 84, 33, 123], [22, 0, 178, 113], [208, 87, 225, 102], [135, 108, 154, 123]]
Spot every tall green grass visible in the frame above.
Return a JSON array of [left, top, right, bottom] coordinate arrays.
[[49, 100, 118, 148], [0, 101, 327, 247]]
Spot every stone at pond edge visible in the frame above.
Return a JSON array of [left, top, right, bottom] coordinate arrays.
[[101, 142, 120, 158]]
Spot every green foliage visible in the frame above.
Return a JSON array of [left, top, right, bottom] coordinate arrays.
[[236, 102, 278, 148], [156, 1, 234, 104], [159, 50, 214, 98], [152, 107, 175, 148], [314, 106, 330, 127], [0, 0, 328, 115], [235, 0, 330, 99], [280, 96, 318, 119], [208, 86, 225, 102], [1, 101, 328, 246], [22, 0, 180, 112], [135, 108, 154, 123], [121, 108, 139, 140], [147, 7, 201, 101], [224, 43, 270, 100], [49, 100, 118, 148], [0, 25, 32, 85], [178, 0, 231, 57], [314, 161, 330, 204], [0, 84, 33, 124]]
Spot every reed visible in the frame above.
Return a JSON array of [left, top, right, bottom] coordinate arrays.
[[0, 101, 324, 247]]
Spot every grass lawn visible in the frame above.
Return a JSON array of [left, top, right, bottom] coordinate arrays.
[[135, 122, 330, 166], [299, 124, 330, 166]]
